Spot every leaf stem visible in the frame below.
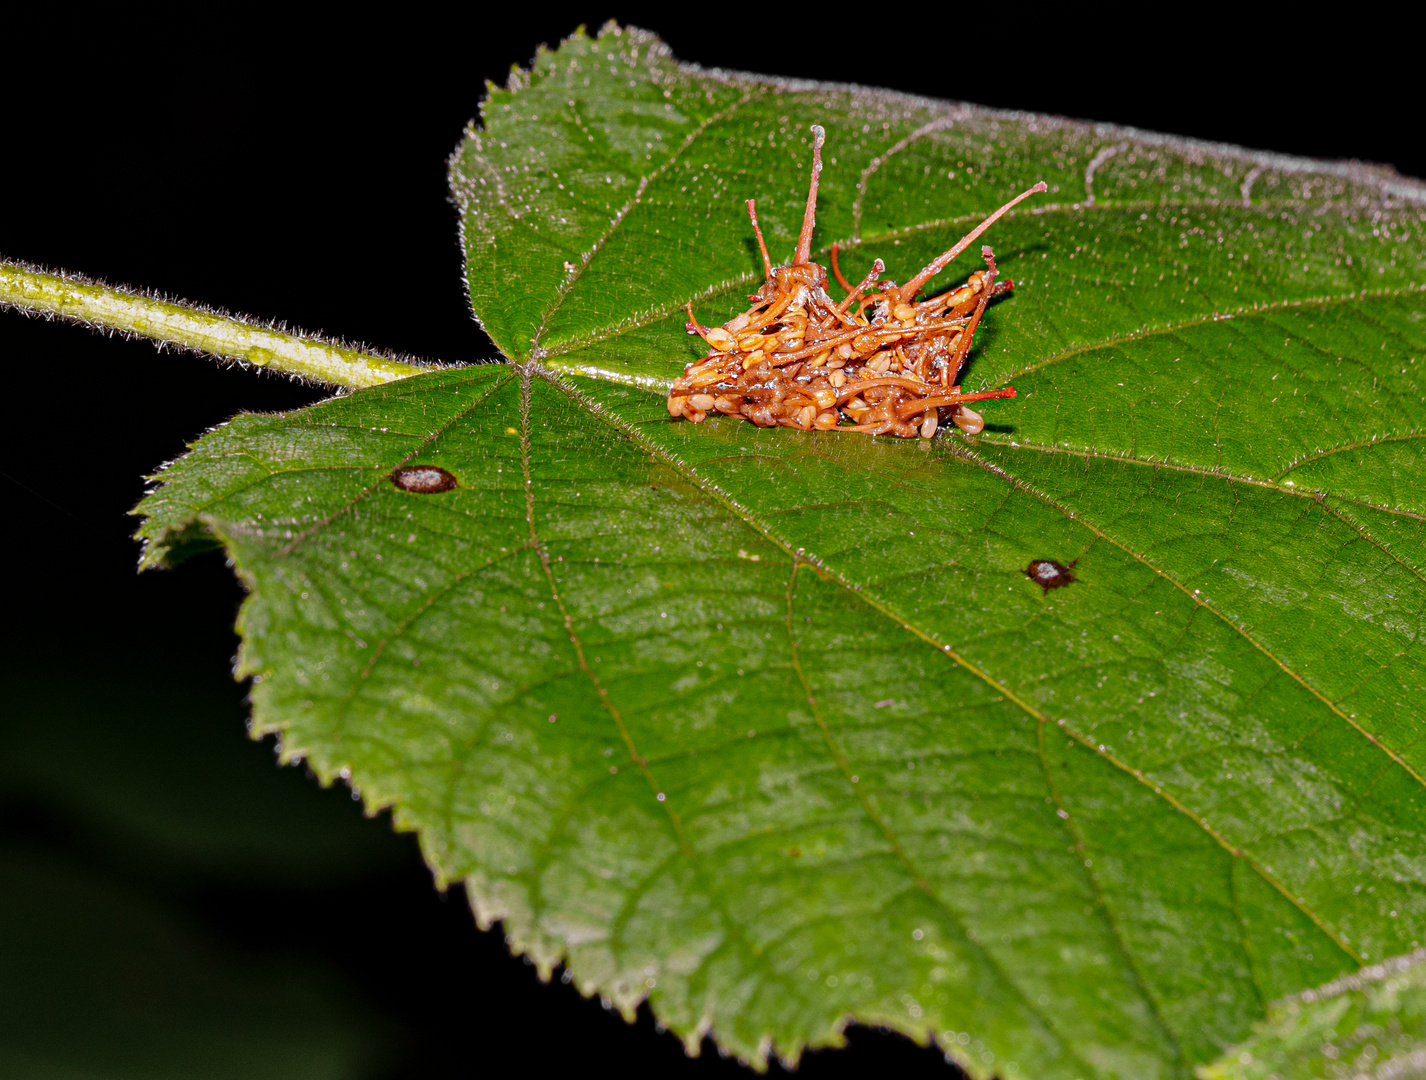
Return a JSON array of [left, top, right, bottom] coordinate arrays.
[[0, 262, 427, 389]]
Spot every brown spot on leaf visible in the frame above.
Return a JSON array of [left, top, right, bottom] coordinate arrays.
[[390, 465, 458, 494], [1025, 559, 1075, 593]]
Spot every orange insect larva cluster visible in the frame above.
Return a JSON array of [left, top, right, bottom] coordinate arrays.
[[667, 125, 1044, 438]]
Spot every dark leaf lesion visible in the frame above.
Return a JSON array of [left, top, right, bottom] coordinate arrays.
[[1025, 558, 1075, 593], [390, 465, 459, 494]]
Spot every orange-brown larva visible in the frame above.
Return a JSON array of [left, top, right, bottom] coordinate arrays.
[[667, 125, 1045, 438]]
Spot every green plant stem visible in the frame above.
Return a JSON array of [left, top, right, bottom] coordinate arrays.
[[0, 263, 426, 388]]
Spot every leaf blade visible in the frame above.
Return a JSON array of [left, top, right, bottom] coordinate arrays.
[[137, 24, 1426, 1079], [1200, 949, 1426, 1080]]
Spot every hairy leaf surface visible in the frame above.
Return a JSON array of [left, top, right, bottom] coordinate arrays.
[[137, 25, 1426, 1079], [1200, 949, 1426, 1079]]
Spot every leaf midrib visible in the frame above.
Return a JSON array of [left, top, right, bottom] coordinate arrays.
[[982, 441, 1426, 590], [970, 431, 1426, 506], [993, 283, 1426, 388]]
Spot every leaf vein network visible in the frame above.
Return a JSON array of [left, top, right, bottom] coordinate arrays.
[[1034, 717, 1187, 1065], [955, 444, 1426, 797], [275, 373, 515, 557], [781, 557, 1091, 1062], [544, 370, 1396, 963], [518, 370, 793, 1047], [529, 90, 759, 356], [993, 284, 1426, 388], [1313, 498, 1426, 591], [552, 370, 1310, 1055], [533, 200, 1414, 367], [971, 438, 1425, 524]]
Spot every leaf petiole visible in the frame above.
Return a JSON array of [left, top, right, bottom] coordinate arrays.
[[0, 261, 428, 389]]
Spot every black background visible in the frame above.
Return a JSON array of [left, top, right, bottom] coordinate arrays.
[[1, 8, 1417, 1077]]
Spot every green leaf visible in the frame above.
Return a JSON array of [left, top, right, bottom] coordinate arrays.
[[1199, 949, 1426, 1079], [135, 24, 1426, 1079]]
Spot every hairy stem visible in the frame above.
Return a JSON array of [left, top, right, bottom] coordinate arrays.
[[0, 262, 426, 389]]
